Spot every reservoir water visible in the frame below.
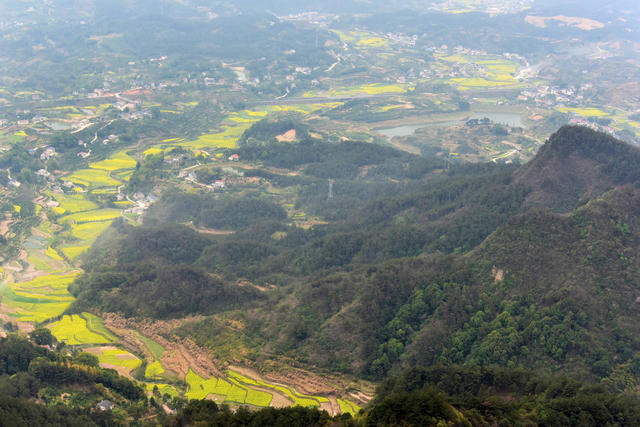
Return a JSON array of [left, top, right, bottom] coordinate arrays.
[[377, 111, 523, 138]]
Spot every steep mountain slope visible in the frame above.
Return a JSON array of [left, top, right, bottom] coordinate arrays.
[[267, 127, 640, 382], [71, 126, 640, 394], [514, 125, 640, 211]]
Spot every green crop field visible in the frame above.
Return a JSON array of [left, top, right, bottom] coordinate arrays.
[[51, 193, 99, 214], [306, 84, 408, 98], [27, 250, 58, 271], [90, 188, 118, 195], [145, 360, 165, 379], [71, 221, 113, 242], [337, 398, 360, 415], [143, 147, 165, 156], [89, 151, 137, 171], [184, 369, 272, 406], [227, 370, 326, 407], [60, 208, 122, 224], [49, 314, 113, 345], [556, 106, 610, 117], [96, 348, 143, 372], [245, 388, 273, 407], [81, 312, 118, 341], [179, 124, 251, 150], [45, 246, 64, 262], [133, 331, 165, 359], [226, 384, 247, 404], [60, 245, 90, 260], [185, 369, 219, 400], [67, 169, 121, 188], [2, 273, 79, 322]]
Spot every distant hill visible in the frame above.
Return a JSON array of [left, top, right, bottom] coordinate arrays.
[[515, 125, 640, 211]]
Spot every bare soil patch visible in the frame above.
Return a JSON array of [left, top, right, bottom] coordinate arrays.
[[0, 219, 11, 236], [101, 362, 135, 379], [102, 313, 221, 379], [525, 15, 604, 30], [276, 129, 297, 142]]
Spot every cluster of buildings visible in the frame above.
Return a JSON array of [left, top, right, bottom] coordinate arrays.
[[569, 117, 617, 137], [517, 84, 591, 106]]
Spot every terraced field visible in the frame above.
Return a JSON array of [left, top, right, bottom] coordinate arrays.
[[51, 193, 99, 214], [1, 272, 79, 322], [227, 370, 327, 407], [70, 221, 113, 241], [90, 347, 143, 375], [304, 84, 408, 98], [48, 314, 115, 345], [59, 208, 121, 224], [67, 168, 122, 188], [145, 360, 166, 379], [0, 106, 362, 414], [338, 398, 361, 415], [59, 245, 90, 260], [185, 369, 274, 406], [438, 54, 523, 90], [556, 106, 610, 117], [89, 151, 137, 171]]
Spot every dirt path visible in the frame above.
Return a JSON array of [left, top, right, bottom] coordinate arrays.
[[192, 226, 235, 235], [327, 396, 341, 416], [30, 226, 50, 239], [492, 149, 518, 162]]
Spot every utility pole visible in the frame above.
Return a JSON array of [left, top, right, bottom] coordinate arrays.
[[328, 179, 334, 200]]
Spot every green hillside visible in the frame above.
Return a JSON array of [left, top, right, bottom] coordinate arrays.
[[65, 126, 640, 395]]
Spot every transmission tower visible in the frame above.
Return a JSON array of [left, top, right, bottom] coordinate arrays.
[[328, 179, 334, 200]]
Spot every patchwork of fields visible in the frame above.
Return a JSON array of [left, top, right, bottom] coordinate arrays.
[[0, 111, 363, 413]]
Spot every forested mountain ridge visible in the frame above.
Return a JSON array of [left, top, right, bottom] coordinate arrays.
[[67, 125, 640, 396], [515, 125, 640, 211]]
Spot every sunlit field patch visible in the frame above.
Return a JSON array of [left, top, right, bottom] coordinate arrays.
[[144, 147, 165, 156], [227, 370, 325, 407], [45, 246, 64, 261], [82, 313, 118, 341], [2, 272, 79, 322], [338, 399, 361, 415], [556, 107, 610, 117], [71, 220, 113, 242], [89, 151, 137, 171], [67, 169, 121, 188], [49, 314, 114, 345], [145, 360, 166, 379], [60, 209, 121, 224], [51, 193, 98, 213], [96, 348, 143, 372], [356, 37, 388, 47], [59, 245, 90, 260]]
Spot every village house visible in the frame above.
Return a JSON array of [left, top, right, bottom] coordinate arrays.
[[40, 147, 57, 161], [97, 400, 114, 411]]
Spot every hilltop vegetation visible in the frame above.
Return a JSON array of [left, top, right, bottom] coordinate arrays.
[[0, 334, 145, 425]]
